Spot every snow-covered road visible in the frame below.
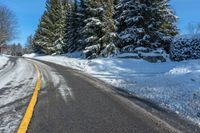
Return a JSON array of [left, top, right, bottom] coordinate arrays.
[[0, 57, 37, 132], [0, 57, 73, 133]]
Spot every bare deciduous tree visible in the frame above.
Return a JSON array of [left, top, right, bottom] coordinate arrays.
[[0, 5, 18, 45]]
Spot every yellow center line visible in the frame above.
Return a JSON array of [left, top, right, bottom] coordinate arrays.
[[17, 63, 41, 133]]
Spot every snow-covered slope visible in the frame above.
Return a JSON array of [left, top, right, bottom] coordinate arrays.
[[24, 54, 200, 126]]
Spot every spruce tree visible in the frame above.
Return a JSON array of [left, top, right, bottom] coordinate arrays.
[[62, 0, 86, 53], [74, 0, 87, 51], [100, 0, 118, 57], [33, 0, 67, 54], [33, 11, 52, 54], [25, 35, 34, 53], [82, 0, 117, 59], [65, 0, 80, 52], [115, 0, 178, 53], [60, 0, 70, 53], [46, 0, 65, 54]]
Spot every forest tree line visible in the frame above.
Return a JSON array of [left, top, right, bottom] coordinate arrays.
[[32, 0, 178, 59]]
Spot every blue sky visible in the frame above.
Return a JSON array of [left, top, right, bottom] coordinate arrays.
[[0, 0, 46, 45], [171, 0, 200, 34], [0, 0, 200, 45]]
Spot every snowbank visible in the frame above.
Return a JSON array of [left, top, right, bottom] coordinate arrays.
[[0, 55, 9, 69], [26, 53, 200, 126], [23, 53, 39, 58]]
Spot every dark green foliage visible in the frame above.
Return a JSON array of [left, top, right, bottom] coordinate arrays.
[[65, 0, 85, 52], [33, 0, 178, 58], [82, 0, 117, 59], [115, 0, 178, 53], [33, 0, 66, 54]]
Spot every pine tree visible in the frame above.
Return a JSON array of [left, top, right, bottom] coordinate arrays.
[[33, 11, 51, 54], [99, 0, 118, 57], [74, 0, 87, 51], [46, 0, 65, 54], [82, 0, 117, 59], [115, 0, 178, 53], [25, 35, 34, 54], [33, 0, 67, 54], [61, 0, 86, 53], [62, 0, 71, 52], [64, 0, 80, 52]]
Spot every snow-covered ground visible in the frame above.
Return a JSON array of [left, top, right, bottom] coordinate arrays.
[[24, 53, 200, 126], [0, 57, 37, 132], [0, 55, 9, 69]]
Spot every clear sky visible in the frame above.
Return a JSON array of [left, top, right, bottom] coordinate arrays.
[[0, 0, 199, 45], [0, 0, 46, 45], [171, 0, 200, 34]]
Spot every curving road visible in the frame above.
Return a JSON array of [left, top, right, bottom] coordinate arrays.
[[0, 57, 199, 133]]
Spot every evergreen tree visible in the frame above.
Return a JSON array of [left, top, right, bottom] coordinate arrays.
[[33, 11, 52, 54], [25, 35, 34, 54], [62, 0, 86, 53], [65, 0, 79, 52], [115, 0, 178, 53], [82, 0, 117, 59], [33, 0, 67, 54], [99, 0, 118, 57], [46, 0, 65, 54], [32, 0, 178, 58], [62, 0, 71, 52], [74, 0, 87, 51]]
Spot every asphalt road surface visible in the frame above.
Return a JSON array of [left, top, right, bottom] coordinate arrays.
[[1, 57, 200, 133]]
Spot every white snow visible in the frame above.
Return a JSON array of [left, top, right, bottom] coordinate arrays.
[[0, 58, 37, 132], [24, 53, 200, 126], [0, 55, 9, 69], [23, 53, 39, 58], [168, 67, 191, 75]]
